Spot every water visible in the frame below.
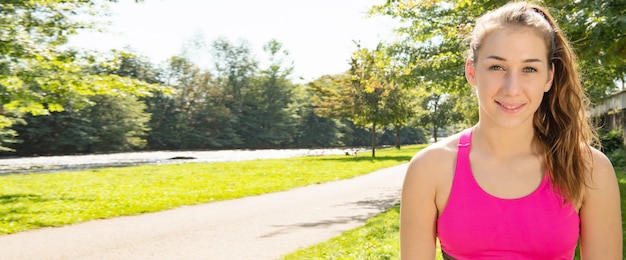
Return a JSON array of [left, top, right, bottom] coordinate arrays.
[[0, 148, 365, 175]]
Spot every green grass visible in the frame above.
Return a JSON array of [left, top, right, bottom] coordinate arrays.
[[0, 145, 426, 235], [284, 151, 626, 260], [284, 205, 403, 260], [282, 205, 444, 260]]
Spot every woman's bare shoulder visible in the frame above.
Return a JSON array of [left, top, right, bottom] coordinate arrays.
[[578, 145, 622, 258], [406, 133, 462, 178], [586, 146, 619, 186]]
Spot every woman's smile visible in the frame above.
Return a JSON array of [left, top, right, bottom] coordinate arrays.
[[495, 100, 526, 113]]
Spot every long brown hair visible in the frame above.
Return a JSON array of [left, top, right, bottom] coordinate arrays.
[[467, 2, 598, 205]]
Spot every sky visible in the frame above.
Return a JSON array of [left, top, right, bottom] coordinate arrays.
[[67, 0, 400, 83]]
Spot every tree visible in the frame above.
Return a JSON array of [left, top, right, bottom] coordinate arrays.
[[544, 0, 626, 102], [81, 94, 151, 152], [8, 93, 151, 155], [385, 83, 420, 148], [240, 39, 297, 148], [350, 43, 424, 155], [377, 43, 421, 149], [0, 0, 164, 151], [294, 109, 345, 147], [211, 38, 258, 147], [8, 50, 159, 155], [150, 56, 232, 149], [419, 91, 462, 142], [8, 110, 94, 155], [293, 80, 345, 148], [370, 0, 625, 106]]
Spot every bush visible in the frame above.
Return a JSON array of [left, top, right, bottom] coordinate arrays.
[[600, 129, 624, 154], [608, 148, 626, 174]]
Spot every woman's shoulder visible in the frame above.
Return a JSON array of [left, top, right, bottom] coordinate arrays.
[[578, 145, 622, 257], [406, 131, 463, 178], [586, 146, 618, 185], [402, 132, 463, 204], [578, 145, 620, 208]]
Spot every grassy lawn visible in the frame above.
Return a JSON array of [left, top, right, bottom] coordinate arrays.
[[0, 145, 426, 235], [284, 152, 626, 260]]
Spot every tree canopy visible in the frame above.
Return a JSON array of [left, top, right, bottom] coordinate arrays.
[[0, 0, 163, 151], [1, 0, 621, 155], [370, 0, 625, 104]]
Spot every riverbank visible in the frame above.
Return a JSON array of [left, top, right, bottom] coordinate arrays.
[[0, 148, 366, 175]]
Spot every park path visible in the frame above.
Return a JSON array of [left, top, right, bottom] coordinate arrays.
[[0, 164, 408, 260]]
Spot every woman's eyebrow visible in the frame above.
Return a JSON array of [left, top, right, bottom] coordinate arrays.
[[485, 55, 544, 63]]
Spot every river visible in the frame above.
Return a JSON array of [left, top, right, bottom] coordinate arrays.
[[0, 148, 365, 175]]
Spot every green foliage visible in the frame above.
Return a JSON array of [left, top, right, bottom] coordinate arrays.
[[380, 125, 428, 145], [239, 40, 298, 148], [339, 119, 374, 147], [600, 129, 625, 154], [145, 55, 231, 149], [608, 148, 626, 174], [0, 145, 425, 235], [82, 95, 150, 152], [599, 129, 626, 174], [309, 43, 421, 155], [369, 0, 625, 129], [8, 94, 150, 155], [419, 92, 464, 142], [0, 0, 163, 151], [308, 73, 355, 119], [9, 111, 94, 155], [294, 110, 337, 147], [544, 0, 626, 101]]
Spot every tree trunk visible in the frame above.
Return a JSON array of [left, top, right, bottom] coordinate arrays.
[[395, 125, 401, 149], [371, 122, 376, 157], [433, 99, 438, 143]]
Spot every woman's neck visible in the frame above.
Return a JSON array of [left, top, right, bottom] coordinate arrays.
[[472, 123, 541, 158]]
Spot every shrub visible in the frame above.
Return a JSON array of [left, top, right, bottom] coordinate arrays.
[[600, 129, 624, 155], [608, 147, 626, 174]]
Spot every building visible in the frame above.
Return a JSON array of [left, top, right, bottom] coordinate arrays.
[[591, 90, 626, 146]]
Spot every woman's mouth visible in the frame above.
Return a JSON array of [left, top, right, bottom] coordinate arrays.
[[496, 101, 525, 112]]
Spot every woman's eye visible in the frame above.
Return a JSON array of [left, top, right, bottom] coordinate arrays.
[[489, 65, 504, 71], [523, 67, 538, 73]]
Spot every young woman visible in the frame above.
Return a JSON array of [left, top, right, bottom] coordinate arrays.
[[400, 2, 622, 259]]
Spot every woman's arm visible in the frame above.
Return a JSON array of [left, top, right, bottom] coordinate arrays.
[[579, 148, 623, 259], [401, 151, 440, 259]]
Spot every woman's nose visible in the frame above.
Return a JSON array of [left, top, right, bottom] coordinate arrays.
[[503, 71, 522, 95]]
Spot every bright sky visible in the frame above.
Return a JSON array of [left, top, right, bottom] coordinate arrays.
[[68, 0, 399, 83]]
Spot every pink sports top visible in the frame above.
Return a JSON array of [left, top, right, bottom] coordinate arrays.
[[437, 128, 580, 259]]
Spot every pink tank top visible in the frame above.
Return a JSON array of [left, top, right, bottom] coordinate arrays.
[[437, 128, 580, 259]]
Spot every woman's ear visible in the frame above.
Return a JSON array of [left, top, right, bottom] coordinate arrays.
[[465, 59, 477, 87]]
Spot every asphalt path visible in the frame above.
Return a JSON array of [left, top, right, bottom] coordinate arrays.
[[0, 163, 408, 260]]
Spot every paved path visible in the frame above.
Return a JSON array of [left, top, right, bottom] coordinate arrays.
[[0, 164, 408, 260]]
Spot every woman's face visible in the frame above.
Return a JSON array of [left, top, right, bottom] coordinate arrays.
[[466, 26, 554, 130]]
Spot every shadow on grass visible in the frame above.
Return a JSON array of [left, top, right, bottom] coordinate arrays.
[[0, 193, 86, 217], [0, 194, 48, 204], [0, 193, 92, 234]]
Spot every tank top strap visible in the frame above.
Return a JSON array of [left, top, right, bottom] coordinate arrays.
[[455, 128, 473, 175]]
